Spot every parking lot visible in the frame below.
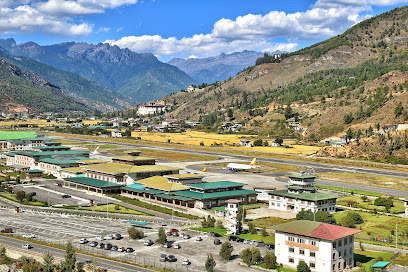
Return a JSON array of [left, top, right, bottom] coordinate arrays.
[[0, 208, 270, 271]]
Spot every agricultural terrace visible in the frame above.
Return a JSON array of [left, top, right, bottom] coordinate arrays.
[[0, 119, 64, 127], [131, 131, 320, 155]]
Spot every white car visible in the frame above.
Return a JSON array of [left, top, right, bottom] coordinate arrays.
[[79, 238, 88, 244], [174, 243, 181, 249], [22, 244, 32, 249], [105, 234, 114, 240], [23, 234, 36, 239], [196, 236, 202, 241], [95, 236, 104, 241], [182, 259, 191, 265], [118, 247, 125, 252], [183, 234, 191, 239]]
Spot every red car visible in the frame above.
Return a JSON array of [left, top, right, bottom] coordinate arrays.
[[166, 229, 179, 236], [1, 228, 13, 233]]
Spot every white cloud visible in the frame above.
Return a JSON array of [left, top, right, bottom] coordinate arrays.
[[0, 0, 137, 37], [106, 0, 408, 58]]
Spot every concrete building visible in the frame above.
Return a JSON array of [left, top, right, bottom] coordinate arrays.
[[137, 102, 166, 115], [111, 130, 122, 137], [225, 199, 241, 235], [269, 173, 337, 213], [273, 220, 361, 272]]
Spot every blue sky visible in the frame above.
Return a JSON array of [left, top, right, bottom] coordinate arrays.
[[0, 0, 407, 61]]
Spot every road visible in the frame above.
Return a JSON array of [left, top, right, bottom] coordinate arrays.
[[0, 235, 155, 272], [59, 136, 408, 179]]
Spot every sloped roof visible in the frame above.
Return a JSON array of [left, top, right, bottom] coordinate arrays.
[[273, 220, 361, 241], [269, 189, 337, 201], [64, 177, 123, 188], [174, 189, 257, 200], [86, 163, 180, 175], [186, 181, 245, 190], [39, 158, 80, 165], [136, 176, 188, 191]]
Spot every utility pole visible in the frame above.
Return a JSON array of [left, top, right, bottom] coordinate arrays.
[[106, 193, 108, 218], [396, 222, 398, 249]]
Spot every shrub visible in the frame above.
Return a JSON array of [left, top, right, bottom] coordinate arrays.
[[219, 242, 234, 260], [128, 227, 144, 239]]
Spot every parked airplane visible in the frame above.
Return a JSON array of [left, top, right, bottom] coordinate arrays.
[[201, 167, 207, 173], [92, 146, 100, 155], [226, 158, 259, 171]]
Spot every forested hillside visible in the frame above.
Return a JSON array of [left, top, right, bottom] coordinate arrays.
[[0, 58, 90, 113], [161, 6, 408, 142]]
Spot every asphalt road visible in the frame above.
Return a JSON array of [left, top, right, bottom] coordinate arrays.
[[0, 235, 155, 272], [59, 136, 408, 179]]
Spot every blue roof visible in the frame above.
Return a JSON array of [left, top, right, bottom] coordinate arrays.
[[371, 262, 391, 268], [127, 220, 149, 226]]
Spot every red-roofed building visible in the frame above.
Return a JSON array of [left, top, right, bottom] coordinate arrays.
[[273, 220, 361, 272]]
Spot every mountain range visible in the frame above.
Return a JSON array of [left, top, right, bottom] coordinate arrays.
[[0, 39, 196, 106], [163, 6, 408, 145], [167, 51, 265, 84]]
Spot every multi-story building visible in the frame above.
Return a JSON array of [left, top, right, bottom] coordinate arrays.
[[225, 200, 241, 235], [269, 172, 337, 213], [137, 102, 166, 115], [273, 220, 361, 272]]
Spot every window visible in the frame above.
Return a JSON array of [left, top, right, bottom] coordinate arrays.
[[310, 252, 316, 257], [333, 253, 336, 260], [288, 236, 295, 242], [289, 247, 294, 253], [344, 249, 347, 257], [344, 238, 347, 245], [338, 240, 342, 247], [298, 238, 305, 244], [338, 262, 341, 269], [333, 264, 336, 271], [270, 202, 275, 206], [310, 240, 317, 246], [349, 236, 353, 244], [332, 242, 336, 249], [349, 248, 352, 255], [310, 262, 315, 268], [289, 257, 294, 263], [299, 249, 305, 255]]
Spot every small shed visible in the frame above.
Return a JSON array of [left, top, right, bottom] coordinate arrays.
[[371, 261, 391, 272], [239, 139, 252, 147], [26, 169, 43, 178]]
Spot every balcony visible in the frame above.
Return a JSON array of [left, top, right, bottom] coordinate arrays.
[[285, 240, 318, 250]]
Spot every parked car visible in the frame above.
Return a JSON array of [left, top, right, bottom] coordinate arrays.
[[126, 247, 134, 253], [196, 236, 202, 241], [266, 244, 274, 250], [30, 192, 36, 196], [161, 222, 167, 226], [183, 234, 191, 239], [243, 239, 250, 244], [95, 236, 104, 241], [61, 194, 71, 198], [1, 228, 13, 233], [111, 245, 118, 251], [174, 243, 181, 249], [23, 234, 36, 239], [159, 254, 167, 262], [118, 247, 125, 252], [167, 255, 177, 262], [236, 238, 244, 243], [228, 236, 237, 241], [256, 241, 266, 247], [208, 231, 215, 237], [89, 241, 98, 247], [106, 234, 114, 240], [114, 233, 122, 240], [181, 259, 191, 265], [144, 239, 153, 246], [104, 243, 112, 250], [22, 244, 32, 249], [179, 232, 185, 238], [167, 229, 179, 236], [214, 239, 221, 245], [163, 242, 172, 248], [96, 243, 105, 249], [79, 238, 88, 244]]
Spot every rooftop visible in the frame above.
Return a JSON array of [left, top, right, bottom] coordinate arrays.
[[60, 167, 85, 173], [288, 174, 316, 179], [136, 176, 188, 191], [273, 220, 361, 241], [113, 156, 156, 161], [39, 158, 80, 165], [0, 131, 37, 141], [14, 150, 89, 157], [269, 189, 337, 201], [174, 189, 257, 200], [371, 262, 391, 269], [186, 181, 245, 190], [164, 174, 203, 180], [86, 163, 180, 175], [65, 177, 123, 188]]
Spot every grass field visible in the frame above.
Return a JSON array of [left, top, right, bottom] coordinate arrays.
[[318, 172, 408, 191], [251, 217, 295, 228], [337, 196, 405, 213], [335, 211, 408, 247], [132, 148, 218, 162], [316, 185, 385, 197], [0, 192, 47, 207], [65, 204, 148, 215], [354, 249, 394, 270], [191, 227, 228, 236], [131, 131, 319, 155], [0, 120, 62, 127]]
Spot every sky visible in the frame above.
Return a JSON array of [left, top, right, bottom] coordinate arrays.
[[0, 0, 407, 61]]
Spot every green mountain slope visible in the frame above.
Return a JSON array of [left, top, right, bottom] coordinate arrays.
[[0, 58, 90, 113], [1, 53, 135, 112]]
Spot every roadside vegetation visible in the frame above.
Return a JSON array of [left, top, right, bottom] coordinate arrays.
[[62, 203, 151, 216]]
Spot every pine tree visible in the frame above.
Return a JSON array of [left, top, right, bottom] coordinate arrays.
[[158, 227, 167, 245], [205, 253, 216, 272]]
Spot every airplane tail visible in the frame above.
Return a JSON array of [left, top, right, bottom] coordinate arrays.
[[201, 167, 207, 173], [249, 158, 256, 166], [92, 146, 100, 154]]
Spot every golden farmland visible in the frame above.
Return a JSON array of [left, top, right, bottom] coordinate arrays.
[[131, 131, 320, 155]]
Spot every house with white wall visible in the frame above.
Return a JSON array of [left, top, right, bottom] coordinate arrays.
[[273, 220, 361, 272]]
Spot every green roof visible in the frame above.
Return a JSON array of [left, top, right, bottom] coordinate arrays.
[[44, 141, 62, 146], [155, 193, 194, 201], [39, 158, 80, 165], [371, 262, 391, 268], [126, 183, 145, 189], [269, 189, 337, 201], [26, 170, 43, 173], [174, 189, 257, 200], [0, 131, 37, 141], [65, 177, 123, 188], [288, 174, 316, 179], [214, 206, 226, 211], [14, 150, 89, 157], [35, 146, 70, 150], [113, 156, 156, 161], [186, 181, 245, 190]]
